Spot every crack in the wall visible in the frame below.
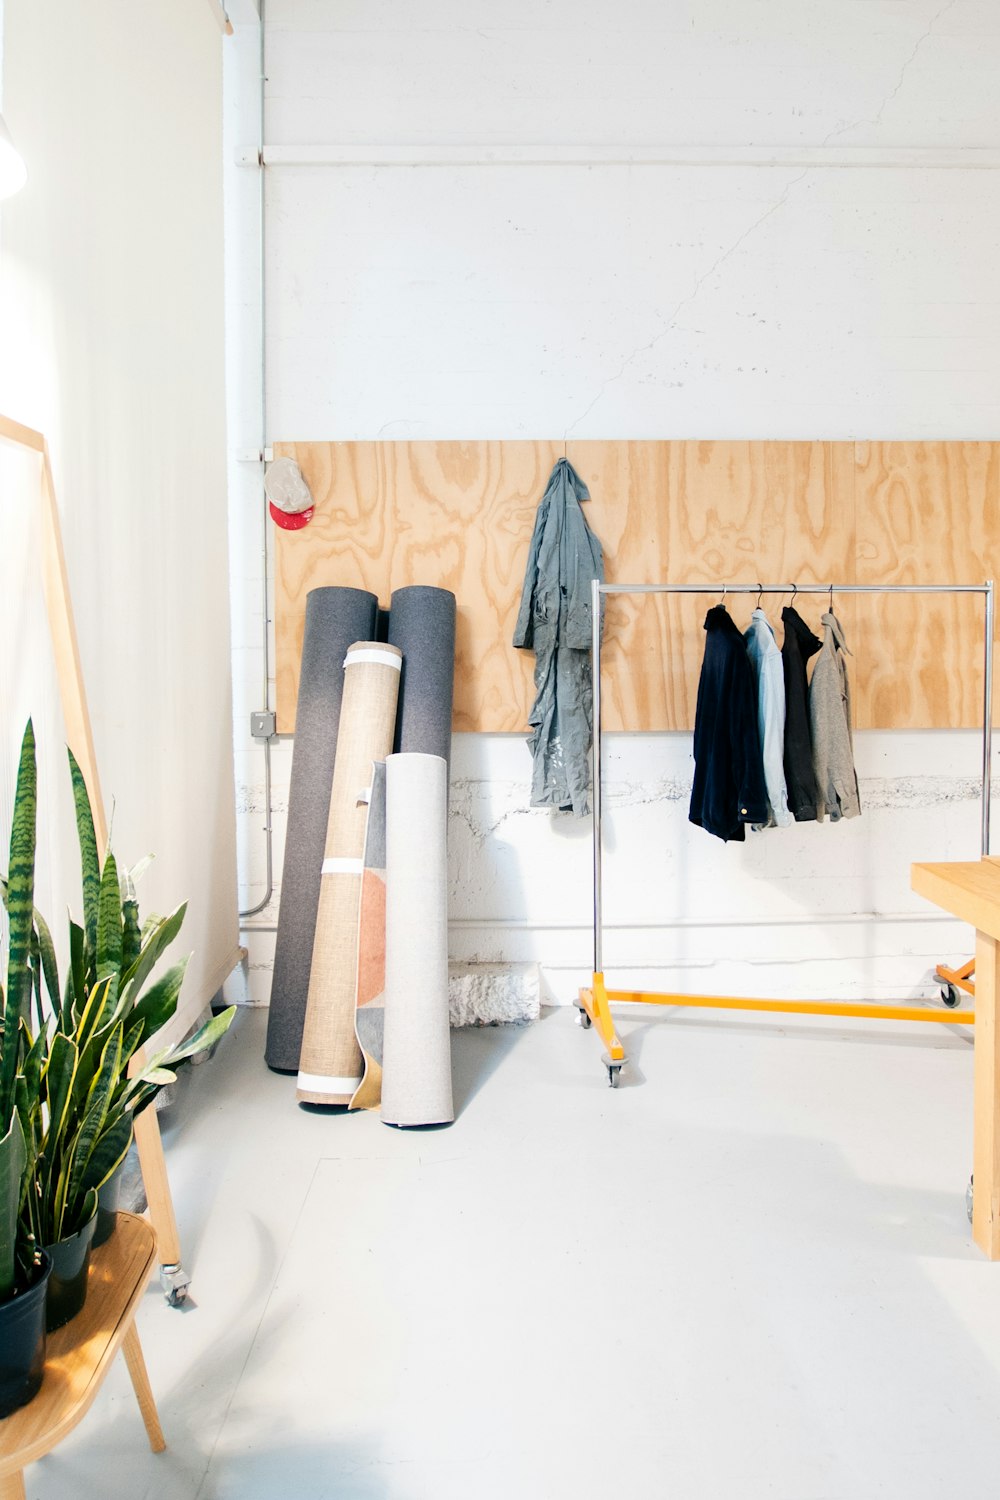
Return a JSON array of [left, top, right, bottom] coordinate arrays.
[[447, 772, 983, 847], [563, 166, 811, 438], [824, 0, 959, 143], [562, 0, 959, 438]]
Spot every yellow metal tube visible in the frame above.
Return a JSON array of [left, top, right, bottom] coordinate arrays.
[[602, 988, 974, 1024]]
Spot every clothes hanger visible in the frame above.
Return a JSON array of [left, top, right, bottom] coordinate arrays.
[[755, 582, 763, 610]]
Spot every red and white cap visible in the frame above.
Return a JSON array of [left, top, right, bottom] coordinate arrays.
[[265, 457, 315, 530]]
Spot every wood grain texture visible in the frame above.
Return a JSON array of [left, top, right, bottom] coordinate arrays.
[[911, 857, 1000, 1259], [911, 858, 1000, 938], [274, 440, 856, 732], [274, 439, 994, 733], [0, 1214, 160, 1476], [854, 442, 1000, 728]]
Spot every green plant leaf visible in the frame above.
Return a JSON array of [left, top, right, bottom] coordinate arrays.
[[72, 974, 118, 1074], [121, 902, 187, 1001], [142, 1068, 177, 1086], [122, 898, 142, 974], [2, 722, 37, 1121], [33, 908, 60, 1015], [64, 1025, 122, 1227], [161, 1006, 237, 1067], [0, 1112, 27, 1299], [68, 746, 100, 961], [66, 921, 86, 1029], [43, 1033, 79, 1167], [79, 1113, 132, 1195], [128, 957, 189, 1047], [95, 849, 123, 978]]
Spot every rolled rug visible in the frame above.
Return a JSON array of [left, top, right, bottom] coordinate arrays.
[[297, 642, 401, 1106], [381, 752, 454, 1127], [266, 585, 379, 1072], [349, 760, 387, 1111], [387, 586, 456, 770]]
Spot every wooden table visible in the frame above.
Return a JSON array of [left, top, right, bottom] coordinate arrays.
[[912, 856, 1000, 1259], [0, 1213, 165, 1498]]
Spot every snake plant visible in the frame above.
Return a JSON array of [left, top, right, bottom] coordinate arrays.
[[2, 723, 235, 1274], [0, 722, 41, 1300]]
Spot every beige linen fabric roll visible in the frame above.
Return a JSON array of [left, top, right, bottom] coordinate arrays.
[[297, 642, 401, 1105], [380, 752, 454, 1126]]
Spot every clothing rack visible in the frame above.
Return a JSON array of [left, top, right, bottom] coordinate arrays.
[[579, 580, 995, 1085]]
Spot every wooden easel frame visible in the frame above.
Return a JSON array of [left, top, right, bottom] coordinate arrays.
[[0, 412, 184, 1294]]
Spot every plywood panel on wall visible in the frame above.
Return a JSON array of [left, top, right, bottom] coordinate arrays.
[[274, 438, 996, 734], [854, 442, 1000, 729], [273, 440, 856, 733], [273, 441, 559, 733]]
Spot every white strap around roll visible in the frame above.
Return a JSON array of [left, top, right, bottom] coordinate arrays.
[[320, 856, 363, 875], [343, 646, 403, 671]]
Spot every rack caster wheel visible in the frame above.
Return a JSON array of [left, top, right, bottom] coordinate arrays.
[[576, 1008, 592, 1029], [940, 983, 961, 1009], [160, 1262, 191, 1308], [606, 1063, 622, 1088], [966, 1175, 974, 1224]]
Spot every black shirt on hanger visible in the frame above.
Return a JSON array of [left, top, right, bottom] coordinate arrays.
[[780, 605, 821, 821], [689, 605, 770, 842]]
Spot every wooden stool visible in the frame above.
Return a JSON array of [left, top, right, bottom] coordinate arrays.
[[0, 1213, 165, 1498]]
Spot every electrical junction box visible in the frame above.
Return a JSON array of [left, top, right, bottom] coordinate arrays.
[[250, 711, 276, 739]]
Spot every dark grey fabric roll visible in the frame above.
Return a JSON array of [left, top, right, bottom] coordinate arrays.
[[265, 585, 379, 1072], [387, 586, 456, 770]]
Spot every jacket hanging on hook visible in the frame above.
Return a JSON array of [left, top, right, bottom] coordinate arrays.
[[513, 458, 605, 816]]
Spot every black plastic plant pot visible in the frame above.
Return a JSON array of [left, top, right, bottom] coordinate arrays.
[[93, 1162, 125, 1248], [44, 1212, 98, 1332], [0, 1250, 53, 1418]]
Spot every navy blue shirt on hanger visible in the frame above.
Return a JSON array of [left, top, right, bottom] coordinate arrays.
[[689, 605, 770, 842]]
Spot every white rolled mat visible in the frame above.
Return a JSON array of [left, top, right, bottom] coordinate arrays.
[[380, 752, 454, 1127]]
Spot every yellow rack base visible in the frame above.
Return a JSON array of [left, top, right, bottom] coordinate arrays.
[[935, 957, 976, 1004], [577, 972, 976, 1086]]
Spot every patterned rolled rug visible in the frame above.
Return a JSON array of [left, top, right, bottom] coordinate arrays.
[[381, 752, 454, 1127], [387, 586, 456, 771], [266, 585, 379, 1072], [297, 643, 401, 1106], [349, 760, 388, 1111]]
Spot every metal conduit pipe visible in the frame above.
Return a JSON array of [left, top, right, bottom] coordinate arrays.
[[239, 0, 274, 921]]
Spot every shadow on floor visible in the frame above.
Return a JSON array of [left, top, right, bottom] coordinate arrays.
[[450, 1019, 536, 1116]]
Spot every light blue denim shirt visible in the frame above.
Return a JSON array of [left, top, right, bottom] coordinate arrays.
[[743, 608, 792, 828]]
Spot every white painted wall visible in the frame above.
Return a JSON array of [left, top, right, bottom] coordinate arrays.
[[0, 0, 241, 1047], [227, 0, 1000, 1006]]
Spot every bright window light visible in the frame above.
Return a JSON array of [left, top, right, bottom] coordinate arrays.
[[0, 115, 27, 200]]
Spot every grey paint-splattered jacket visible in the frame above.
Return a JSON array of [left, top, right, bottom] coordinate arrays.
[[513, 459, 604, 816], [809, 610, 861, 822]]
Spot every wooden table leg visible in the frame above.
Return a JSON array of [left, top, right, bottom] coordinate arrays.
[[0, 1471, 26, 1499], [973, 930, 1000, 1258], [133, 1104, 181, 1267], [122, 1321, 166, 1453]]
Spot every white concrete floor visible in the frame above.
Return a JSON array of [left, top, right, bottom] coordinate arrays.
[[19, 1003, 1000, 1499]]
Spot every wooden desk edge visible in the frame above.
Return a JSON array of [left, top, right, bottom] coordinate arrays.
[[0, 1214, 158, 1475], [912, 859, 1000, 938]]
